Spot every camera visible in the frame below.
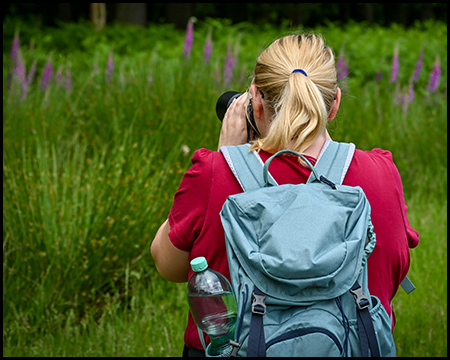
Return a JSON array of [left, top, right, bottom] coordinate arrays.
[[215, 91, 260, 142]]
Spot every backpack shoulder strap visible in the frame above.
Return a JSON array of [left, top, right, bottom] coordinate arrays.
[[308, 140, 356, 185], [220, 144, 277, 192], [221, 141, 354, 190]]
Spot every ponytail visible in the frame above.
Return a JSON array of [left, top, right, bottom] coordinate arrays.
[[249, 34, 337, 156]]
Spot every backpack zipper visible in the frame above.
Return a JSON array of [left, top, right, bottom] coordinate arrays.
[[265, 327, 343, 354]]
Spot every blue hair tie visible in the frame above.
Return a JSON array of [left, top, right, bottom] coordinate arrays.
[[292, 69, 307, 76]]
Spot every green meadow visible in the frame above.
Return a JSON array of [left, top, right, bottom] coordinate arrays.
[[3, 19, 447, 356]]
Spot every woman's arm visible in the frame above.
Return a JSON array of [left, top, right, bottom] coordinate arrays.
[[152, 95, 249, 282], [150, 219, 190, 282]]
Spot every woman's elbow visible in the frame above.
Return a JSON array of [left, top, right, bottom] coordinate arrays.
[[150, 221, 190, 282]]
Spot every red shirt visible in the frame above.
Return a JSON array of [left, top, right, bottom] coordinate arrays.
[[168, 147, 419, 350]]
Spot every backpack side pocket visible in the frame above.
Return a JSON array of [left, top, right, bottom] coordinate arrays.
[[347, 295, 396, 357], [369, 296, 396, 356]]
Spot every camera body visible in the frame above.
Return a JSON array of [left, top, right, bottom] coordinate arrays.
[[215, 91, 260, 142]]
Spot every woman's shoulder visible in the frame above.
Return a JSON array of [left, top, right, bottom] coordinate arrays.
[[188, 148, 233, 179], [351, 147, 400, 177], [345, 146, 403, 188], [353, 147, 395, 166], [187, 148, 219, 171], [191, 148, 224, 163]]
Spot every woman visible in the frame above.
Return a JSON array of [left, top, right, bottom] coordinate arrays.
[[151, 34, 419, 357]]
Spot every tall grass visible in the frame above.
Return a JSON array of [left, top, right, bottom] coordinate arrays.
[[3, 19, 447, 356]]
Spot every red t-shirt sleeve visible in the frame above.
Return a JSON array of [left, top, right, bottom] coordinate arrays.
[[345, 148, 419, 325], [168, 148, 212, 252]]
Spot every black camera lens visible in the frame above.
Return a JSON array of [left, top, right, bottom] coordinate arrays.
[[215, 90, 261, 142], [215, 91, 243, 121]]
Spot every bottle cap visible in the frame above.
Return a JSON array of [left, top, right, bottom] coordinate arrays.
[[190, 257, 208, 272]]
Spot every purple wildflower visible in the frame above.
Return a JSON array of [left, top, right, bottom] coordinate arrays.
[[224, 44, 237, 86], [41, 60, 53, 91], [412, 49, 423, 82], [427, 58, 441, 93], [390, 47, 399, 83], [14, 54, 28, 101], [203, 33, 212, 65], [183, 17, 196, 59], [106, 52, 114, 83], [7, 32, 20, 89], [336, 52, 349, 80], [15, 55, 26, 84], [10, 32, 20, 63]]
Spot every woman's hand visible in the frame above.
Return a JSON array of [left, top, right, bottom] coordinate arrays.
[[218, 93, 249, 150]]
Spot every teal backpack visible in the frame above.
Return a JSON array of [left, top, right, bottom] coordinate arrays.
[[217, 141, 397, 357]]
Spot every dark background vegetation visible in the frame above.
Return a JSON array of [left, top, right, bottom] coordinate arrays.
[[3, 3, 448, 29]]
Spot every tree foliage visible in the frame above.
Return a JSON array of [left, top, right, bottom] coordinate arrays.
[[3, 3, 448, 29]]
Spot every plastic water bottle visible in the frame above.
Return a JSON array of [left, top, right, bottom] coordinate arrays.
[[187, 257, 238, 356]]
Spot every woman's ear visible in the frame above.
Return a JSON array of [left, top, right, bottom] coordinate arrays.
[[328, 87, 341, 121], [250, 83, 264, 120]]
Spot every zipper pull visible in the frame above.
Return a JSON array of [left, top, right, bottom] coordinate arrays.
[[319, 175, 338, 190]]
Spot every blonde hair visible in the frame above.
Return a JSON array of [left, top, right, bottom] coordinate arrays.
[[249, 34, 337, 155]]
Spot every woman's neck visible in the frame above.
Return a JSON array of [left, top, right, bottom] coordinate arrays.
[[287, 129, 332, 159]]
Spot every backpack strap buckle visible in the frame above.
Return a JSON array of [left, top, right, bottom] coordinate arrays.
[[252, 291, 267, 315], [248, 287, 267, 357], [229, 340, 241, 357], [349, 282, 381, 356], [349, 284, 370, 310]]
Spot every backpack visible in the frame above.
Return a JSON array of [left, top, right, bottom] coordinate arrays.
[[216, 140, 397, 357]]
